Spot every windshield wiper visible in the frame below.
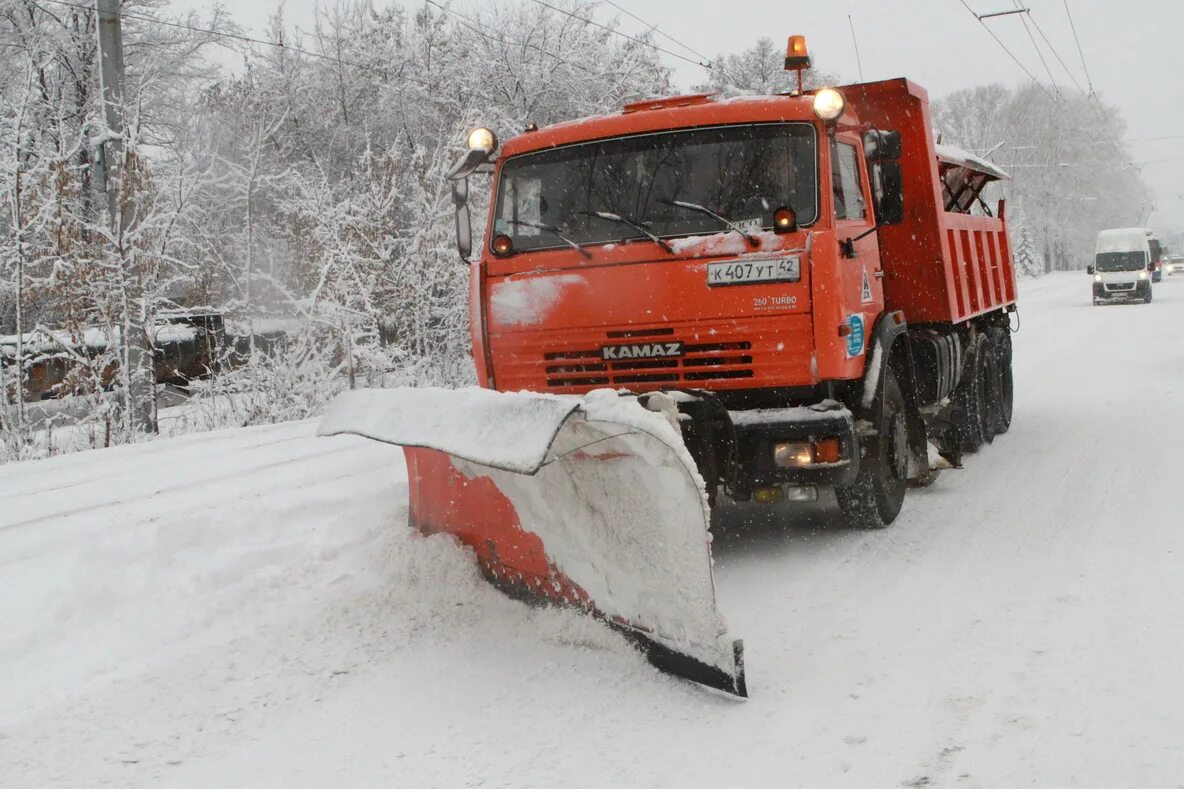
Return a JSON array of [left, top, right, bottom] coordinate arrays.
[[660, 199, 761, 247], [501, 218, 592, 259], [580, 211, 674, 253]]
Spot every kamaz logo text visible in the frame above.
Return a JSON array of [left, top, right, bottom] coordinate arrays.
[[601, 342, 683, 360]]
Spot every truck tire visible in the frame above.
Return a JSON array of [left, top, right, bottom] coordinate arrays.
[[978, 334, 1001, 445], [951, 334, 987, 453], [988, 327, 1014, 435], [837, 366, 908, 529], [1143, 286, 1153, 304]]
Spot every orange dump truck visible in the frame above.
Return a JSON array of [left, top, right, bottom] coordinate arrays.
[[321, 37, 1017, 696]]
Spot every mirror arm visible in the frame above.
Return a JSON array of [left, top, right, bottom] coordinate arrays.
[[841, 224, 880, 259], [447, 148, 489, 181], [851, 225, 878, 243]]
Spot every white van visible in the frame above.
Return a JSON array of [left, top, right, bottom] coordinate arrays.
[[1090, 227, 1153, 304]]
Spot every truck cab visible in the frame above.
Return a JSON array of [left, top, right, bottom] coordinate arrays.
[[1090, 227, 1154, 304]]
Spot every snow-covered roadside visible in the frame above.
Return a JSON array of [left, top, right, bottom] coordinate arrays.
[[0, 420, 640, 786], [3, 273, 1184, 787]]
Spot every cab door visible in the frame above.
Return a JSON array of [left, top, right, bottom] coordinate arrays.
[[830, 135, 885, 361]]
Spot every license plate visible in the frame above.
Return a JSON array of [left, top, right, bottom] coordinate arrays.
[[707, 257, 800, 287]]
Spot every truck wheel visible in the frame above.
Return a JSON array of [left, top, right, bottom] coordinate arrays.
[[978, 334, 1001, 445], [837, 367, 908, 529], [951, 334, 987, 453], [1144, 287, 1153, 304], [988, 328, 1014, 435]]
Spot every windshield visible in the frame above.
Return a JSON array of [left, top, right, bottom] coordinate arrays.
[[1096, 251, 1146, 272], [493, 123, 818, 253]]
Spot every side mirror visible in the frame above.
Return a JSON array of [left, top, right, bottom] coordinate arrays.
[[873, 160, 904, 226], [452, 177, 472, 262], [1147, 262, 1155, 272], [1086, 264, 1095, 275]]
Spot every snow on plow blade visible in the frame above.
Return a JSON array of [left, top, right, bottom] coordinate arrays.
[[318, 387, 746, 697]]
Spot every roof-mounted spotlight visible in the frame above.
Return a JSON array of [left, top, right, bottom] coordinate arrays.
[[467, 127, 498, 155], [812, 88, 846, 122]]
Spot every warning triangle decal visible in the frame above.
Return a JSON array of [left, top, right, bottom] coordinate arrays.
[[860, 268, 874, 304]]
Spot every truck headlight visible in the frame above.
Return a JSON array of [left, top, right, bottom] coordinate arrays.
[[1093, 274, 1102, 282], [1138, 270, 1148, 280], [773, 442, 813, 467]]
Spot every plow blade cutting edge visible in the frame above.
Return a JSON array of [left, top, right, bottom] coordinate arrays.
[[318, 387, 746, 697]]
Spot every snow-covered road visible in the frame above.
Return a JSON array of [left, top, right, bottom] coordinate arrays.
[[3, 272, 1182, 787]]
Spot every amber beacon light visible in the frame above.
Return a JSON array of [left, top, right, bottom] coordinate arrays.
[[784, 35, 812, 92]]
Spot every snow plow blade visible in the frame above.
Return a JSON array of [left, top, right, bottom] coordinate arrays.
[[318, 387, 746, 697]]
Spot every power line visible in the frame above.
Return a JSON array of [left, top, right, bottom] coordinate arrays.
[[421, 0, 649, 89], [1128, 134, 1184, 143], [1017, 4, 1133, 173], [1051, 3, 1128, 170], [528, 0, 757, 89], [35, 0, 432, 86], [599, 0, 710, 64], [522, 0, 710, 68], [962, 1, 1136, 177], [1062, 0, 1096, 95], [1022, 8, 1085, 93], [1132, 155, 1184, 167], [1012, 0, 1061, 95], [957, 0, 1055, 99]]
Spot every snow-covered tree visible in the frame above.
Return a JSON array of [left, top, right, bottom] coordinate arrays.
[[932, 84, 1151, 273]]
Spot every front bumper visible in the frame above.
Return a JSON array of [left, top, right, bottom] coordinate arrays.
[[728, 402, 859, 493], [1094, 281, 1148, 299]]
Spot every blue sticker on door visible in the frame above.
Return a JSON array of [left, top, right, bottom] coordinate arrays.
[[846, 314, 865, 357]]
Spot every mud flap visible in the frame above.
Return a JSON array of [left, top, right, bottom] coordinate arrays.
[[318, 387, 746, 697]]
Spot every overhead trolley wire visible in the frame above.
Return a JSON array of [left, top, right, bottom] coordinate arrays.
[[522, 0, 711, 69], [1062, 0, 1096, 96], [421, 0, 655, 89], [1011, 0, 1061, 96], [960, 0, 1137, 174], [1022, 7, 1086, 93], [599, 0, 711, 64], [957, 0, 1056, 100]]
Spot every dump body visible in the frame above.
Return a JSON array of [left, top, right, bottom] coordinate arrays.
[[841, 80, 1016, 324]]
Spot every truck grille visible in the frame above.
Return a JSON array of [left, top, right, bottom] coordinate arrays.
[[543, 328, 754, 388]]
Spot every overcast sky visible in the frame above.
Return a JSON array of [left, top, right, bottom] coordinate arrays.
[[172, 0, 1184, 232]]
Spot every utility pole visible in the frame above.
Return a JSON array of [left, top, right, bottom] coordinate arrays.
[[96, 0, 126, 223], [96, 0, 156, 434]]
